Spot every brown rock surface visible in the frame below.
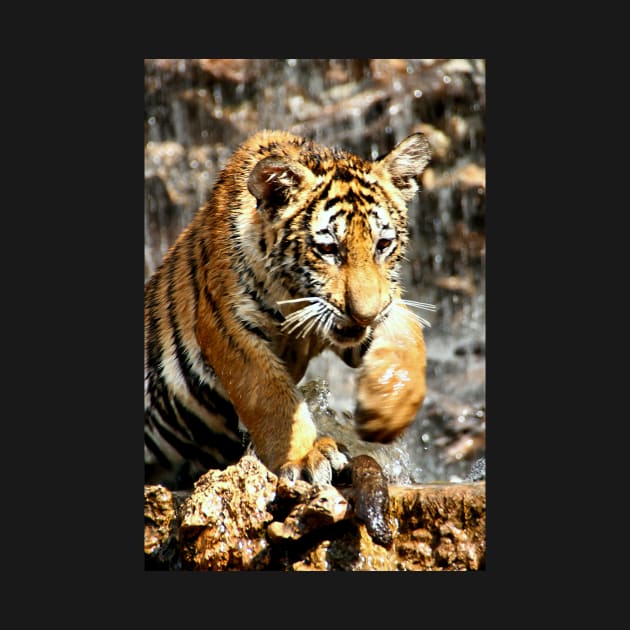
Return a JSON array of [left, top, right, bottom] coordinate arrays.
[[144, 456, 485, 571], [178, 455, 278, 571]]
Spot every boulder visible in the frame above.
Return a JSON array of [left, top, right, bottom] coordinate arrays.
[[144, 456, 485, 571]]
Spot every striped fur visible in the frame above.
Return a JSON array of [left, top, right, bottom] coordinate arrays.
[[144, 130, 432, 487]]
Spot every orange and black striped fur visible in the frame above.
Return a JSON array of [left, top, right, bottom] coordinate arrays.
[[144, 130, 432, 488]]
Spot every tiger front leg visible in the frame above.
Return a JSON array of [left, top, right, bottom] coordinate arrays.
[[354, 304, 427, 443], [197, 296, 348, 485], [246, 393, 348, 486], [215, 366, 347, 484]]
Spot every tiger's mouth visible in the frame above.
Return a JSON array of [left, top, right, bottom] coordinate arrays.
[[330, 321, 368, 345], [277, 296, 373, 346]]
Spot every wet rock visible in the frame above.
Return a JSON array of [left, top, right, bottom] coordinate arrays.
[[448, 221, 486, 259], [178, 455, 277, 571], [349, 455, 392, 547], [196, 59, 262, 83], [144, 484, 188, 570], [433, 273, 476, 297], [267, 483, 350, 542], [422, 163, 486, 193], [287, 521, 399, 571], [144, 484, 176, 556], [144, 456, 485, 571], [390, 483, 485, 570], [422, 387, 486, 468]]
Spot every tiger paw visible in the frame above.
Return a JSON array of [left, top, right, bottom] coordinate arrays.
[[350, 300, 427, 443], [354, 333, 426, 443], [277, 436, 350, 486]]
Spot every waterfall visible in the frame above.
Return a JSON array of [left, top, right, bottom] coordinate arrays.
[[144, 58, 486, 482]]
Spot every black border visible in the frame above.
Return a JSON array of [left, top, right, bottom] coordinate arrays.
[[35, 42, 571, 621]]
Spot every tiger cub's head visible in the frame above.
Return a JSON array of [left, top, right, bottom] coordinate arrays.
[[246, 132, 432, 349]]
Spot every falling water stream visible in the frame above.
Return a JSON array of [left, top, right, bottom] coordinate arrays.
[[144, 58, 486, 483]]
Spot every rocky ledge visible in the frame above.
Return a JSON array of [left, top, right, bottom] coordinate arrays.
[[144, 455, 485, 571]]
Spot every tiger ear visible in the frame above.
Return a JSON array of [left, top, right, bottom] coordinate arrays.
[[375, 133, 432, 202], [248, 157, 314, 218]]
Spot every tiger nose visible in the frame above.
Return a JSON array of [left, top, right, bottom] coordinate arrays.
[[346, 291, 380, 327]]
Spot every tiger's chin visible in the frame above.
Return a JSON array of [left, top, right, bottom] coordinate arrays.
[[329, 322, 370, 347]]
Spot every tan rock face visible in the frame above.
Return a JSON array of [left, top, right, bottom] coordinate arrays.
[[144, 484, 176, 556], [144, 456, 485, 571], [267, 482, 350, 543], [178, 456, 278, 571], [389, 484, 485, 570]]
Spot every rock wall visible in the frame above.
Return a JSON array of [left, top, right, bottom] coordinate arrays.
[[145, 456, 485, 571]]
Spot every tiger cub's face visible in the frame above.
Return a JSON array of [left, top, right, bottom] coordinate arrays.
[[246, 133, 431, 349]]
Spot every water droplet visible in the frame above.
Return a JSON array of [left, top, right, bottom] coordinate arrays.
[[443, 75, 452, 84], [413, 89, 423, 98], [147, 116, 156, 126]]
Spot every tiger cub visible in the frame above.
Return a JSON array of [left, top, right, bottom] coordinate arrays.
[[144, 130, 432, 488]]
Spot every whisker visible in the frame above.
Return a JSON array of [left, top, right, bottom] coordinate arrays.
[[393, 299, 436, 328], [282, 310, 317, 335], [320, 309, 335, 337], [381, 310, 395, 339], [279, 299, 329, 338], [400, 299, 438, 312], [277, 296, 327, 306], [301, 306, 326, 337]]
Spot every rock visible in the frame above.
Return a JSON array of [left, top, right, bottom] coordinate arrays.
[[389, 483, 485, 570], [196, 59, 262, 83], [144, 484, 188, 570], [421, 162, 486, 192], [349, 455, 392, 548], [448, 221, 486, 259], [433, 273, 476, 296], [144, 457, 485, 571], [178, 455, 278, 571], [267, 484, 350, 542], [144, 484, 176, 556], [288, 522, 399, 571]]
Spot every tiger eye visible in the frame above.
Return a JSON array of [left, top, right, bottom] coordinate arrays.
[[376, 238, 392, 253], [317, 242, 338, 256]]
